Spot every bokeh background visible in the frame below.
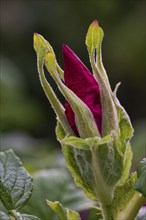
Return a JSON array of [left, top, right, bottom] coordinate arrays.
[[0, 1, 146, 219]]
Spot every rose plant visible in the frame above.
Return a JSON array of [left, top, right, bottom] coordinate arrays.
[[0, 20, 145, 220], [32, 20, 146, 220]]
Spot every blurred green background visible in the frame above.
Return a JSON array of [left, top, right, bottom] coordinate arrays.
[[0, 0, 145, 219]]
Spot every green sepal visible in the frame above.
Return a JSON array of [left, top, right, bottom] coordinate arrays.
[[135, 158, 146, 197], [61, 134, 112, 151], [86, 21, 133, 185], [86, 20, 110, 88], [57, 122, 124, 204], [46, 200, 81, 220], [46, 200, 67, 220], [56, 120, 66, 141], [61, 136, 90, 150], [119, 143, 132, 184], [112, 172, 146, 220], [113, 83, 134, 145], [33, 34, 73, 136], [113, 84, 134, 184], [86, 20, 104, 56], [66, 209, 80, 220], [34, 33, 48, 56], [56, 121, 96, 200], [86, 21, 119, 137], [62, 142, 96, 200], [34, 33, 64, 79], [45, 52, 100, 138]]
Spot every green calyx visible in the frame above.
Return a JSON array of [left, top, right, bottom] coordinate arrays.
[[56, 122, 127, 205]]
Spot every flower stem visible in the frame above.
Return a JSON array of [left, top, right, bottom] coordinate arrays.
[[101, 204, 113, 220]]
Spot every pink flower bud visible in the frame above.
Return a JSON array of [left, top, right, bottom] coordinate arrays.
[[63, 44, 102, 136]]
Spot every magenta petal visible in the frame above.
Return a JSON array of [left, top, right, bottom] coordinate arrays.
[[62, 44, 102, 136]]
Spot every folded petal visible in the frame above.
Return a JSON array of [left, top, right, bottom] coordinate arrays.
[[62, 44, 102, 136]]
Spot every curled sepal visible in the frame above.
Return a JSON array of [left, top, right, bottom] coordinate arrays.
[[46, 200, 81, 220], [45, 52, 100, 138], [33, 33, 73, 136], [135, 158, 146, 197], [118, 143, 133, 184], [61, 136, 91, 150], [113, 83, 134, 145], [34, 33, 64, 79], [112, 84, 134, 184], [86, 21, 119, 137], [112, 172, 146, 220]]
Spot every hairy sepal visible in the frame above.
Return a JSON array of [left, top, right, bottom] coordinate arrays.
[[33, 33, 73, 136], [113, 83, 134, 145], [86, 21, 134, 185], [113, 84, 134, 184], [56, 121, 124, 204], [86, 21, 119, 137]]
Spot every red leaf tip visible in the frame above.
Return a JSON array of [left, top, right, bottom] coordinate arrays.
[[34, 32, 39, 36], [91, 20, 99, 27]]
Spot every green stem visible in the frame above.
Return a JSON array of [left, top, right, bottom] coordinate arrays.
[[101, 204, 113, 220]]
